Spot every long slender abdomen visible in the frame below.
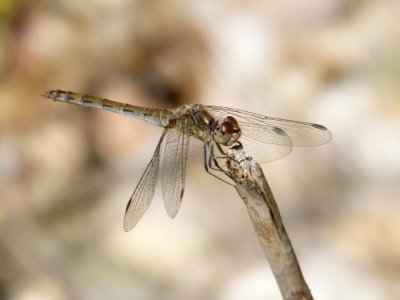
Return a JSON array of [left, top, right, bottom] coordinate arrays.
[[42, 90, 172, 127]]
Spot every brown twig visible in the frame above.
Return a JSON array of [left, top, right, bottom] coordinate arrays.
[[224, 147, 313, 300]]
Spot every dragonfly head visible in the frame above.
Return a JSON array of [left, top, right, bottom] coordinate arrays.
[[214, 116, 242, 146]]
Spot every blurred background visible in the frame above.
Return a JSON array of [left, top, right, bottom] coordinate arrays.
[[1, 0, 399, 299]]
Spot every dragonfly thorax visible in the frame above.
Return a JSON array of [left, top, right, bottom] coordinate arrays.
[[176, 105, 242, 147], [173, 105, 216, 141]]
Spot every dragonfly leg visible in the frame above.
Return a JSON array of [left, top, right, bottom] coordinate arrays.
[[203, 142, 234, 186], [209, 142, 228, 173], [207, 163, 235, 186], [203, 142, 209, 172], [205, 141, 226, 173]]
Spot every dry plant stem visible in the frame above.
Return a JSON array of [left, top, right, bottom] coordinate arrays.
[[226, 151, 313, 300]]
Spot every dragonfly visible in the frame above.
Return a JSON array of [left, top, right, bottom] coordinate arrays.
[[43, 90, 331, 231]]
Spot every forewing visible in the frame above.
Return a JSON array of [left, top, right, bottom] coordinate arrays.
[[235, 134, 292, 163], [123, 128, 168, 231], [161, 126, 190, 218], [206, 105, 331, 163]]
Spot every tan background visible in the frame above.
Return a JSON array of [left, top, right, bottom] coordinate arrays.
[[1, 0, 399, 299]]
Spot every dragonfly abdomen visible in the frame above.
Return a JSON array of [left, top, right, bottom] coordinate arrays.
[[43, 90, 172, 127]]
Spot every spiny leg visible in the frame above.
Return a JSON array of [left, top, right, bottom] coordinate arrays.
[[203, 142, 209, 172], [208, 142, 228, 173], [203, 141, 234, 186]]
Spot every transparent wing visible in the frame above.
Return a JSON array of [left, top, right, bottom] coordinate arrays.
[[230, 134, 292, 163], [123, 128, 168, 231], [161, 125, 189, 218], [187, 136, 205, 163], [206, 106, 332, 146], [206, 105, 331, 163]]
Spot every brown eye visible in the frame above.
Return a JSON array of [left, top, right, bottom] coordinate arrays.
[[221, 120, 233, 135]]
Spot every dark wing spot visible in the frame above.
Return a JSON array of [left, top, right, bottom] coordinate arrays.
[[272, 127, 286, 135], [311, 124, 327, 130], [180, 188, 185, 200], [125, 199, 132, 214]]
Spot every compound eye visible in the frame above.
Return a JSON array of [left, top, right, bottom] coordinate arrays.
[[221, 120, 234, 135]]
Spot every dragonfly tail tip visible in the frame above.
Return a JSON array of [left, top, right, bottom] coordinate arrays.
[[41, 90, 57, 100], [41, 90, 51, 98]]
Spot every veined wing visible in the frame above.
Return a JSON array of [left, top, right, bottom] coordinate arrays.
[[206, 105, 331, 163], [123, 128, 168, 231], [161, 124, 190, 218], [206, 106, 331, 146]]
